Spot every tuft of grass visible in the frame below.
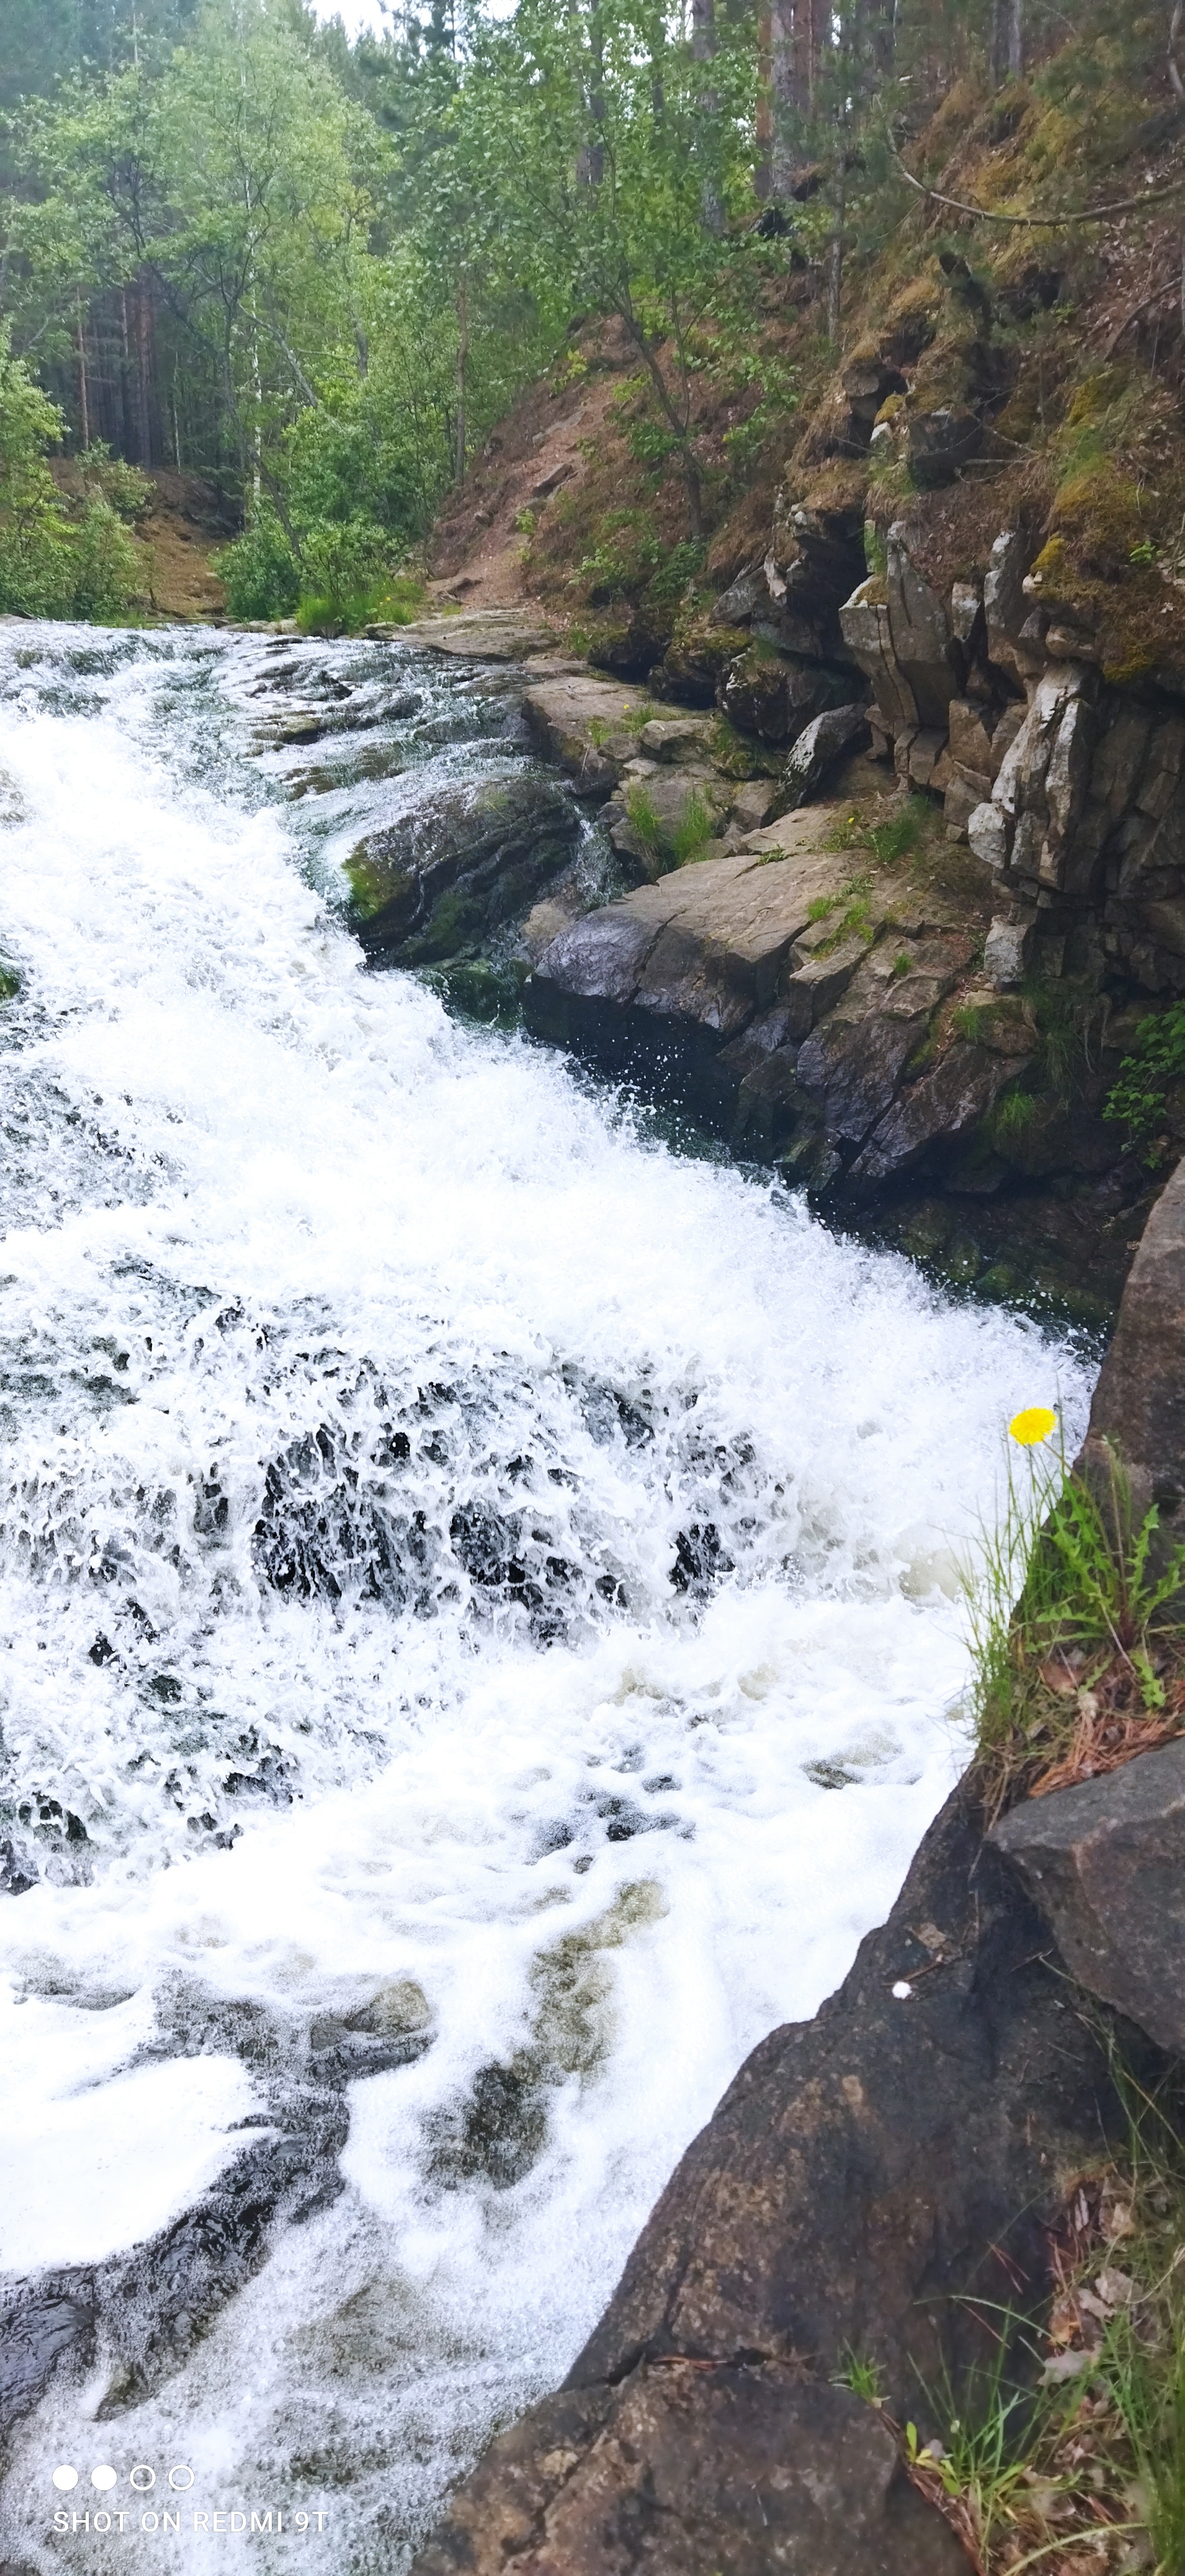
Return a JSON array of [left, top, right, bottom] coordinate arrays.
[[845, 2058, 1185, 2576], [623, 783, 663, 854], [963, 1434, 1185, 1817], [623, 783, 716, 872], [833, 2348, 886, 2406], [989, 1086, 1037, 1151]]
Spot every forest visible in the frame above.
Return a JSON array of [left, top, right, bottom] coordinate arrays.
[[0, 0, 1156, 629]]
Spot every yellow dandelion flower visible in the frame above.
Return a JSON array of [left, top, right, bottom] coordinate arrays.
[[1009, 1405, 1057, 1446]]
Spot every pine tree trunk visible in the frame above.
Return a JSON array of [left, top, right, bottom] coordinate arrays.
[[692, 0, 725, 234], [990, 0, 1023, 85], [455, 270, 468, 485], [754, 0, 773, 199]]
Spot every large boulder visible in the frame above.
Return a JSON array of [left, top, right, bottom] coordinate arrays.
[[346, 773, 581, 963], [992, 1741, 1185, 2055], [1077, 1150, 1185, 1520], [412, 2366, 968, 2576], [781, 701, 870, 805]]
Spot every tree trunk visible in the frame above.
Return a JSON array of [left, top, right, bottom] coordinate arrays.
[[692, 0, 725, 235], [76, 305, 90, 452], [137, 279, 153, 470], [990, 0, 1023, 86], [856, 0, 895, 86], [576, 0, 605, 186], [770, 0, 828, 204], [826, 145, 846, 343], [754, 0, 773, 199], [455, 270, 468, 485]]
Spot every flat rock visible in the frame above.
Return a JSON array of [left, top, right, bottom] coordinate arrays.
[[526, 825, 853, 1047], [522, 677, 687, 799], [400, 611, 556, 661], [991, 1740, 1185, 2053]]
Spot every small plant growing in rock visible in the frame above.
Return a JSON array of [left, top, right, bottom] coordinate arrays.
[[964, 1417, 1185, 1819], [1106, 1003, 1185, 1166]]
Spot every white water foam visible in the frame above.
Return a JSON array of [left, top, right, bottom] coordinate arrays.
[[0, 629, 1092, 2570]]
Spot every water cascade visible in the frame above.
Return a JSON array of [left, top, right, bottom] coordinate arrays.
[[0, 626, 1092, 2570]]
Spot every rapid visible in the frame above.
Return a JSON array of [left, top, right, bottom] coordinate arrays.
[[0, 624, 1092, 2571]]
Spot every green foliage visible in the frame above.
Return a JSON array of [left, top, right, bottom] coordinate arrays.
[[867, 795, 932, 868], [70, 492, 144, 618], [0, 326, 142, 618], [833, 2349, 885, 2405], [988, 1086, 1036, 1149], [1106, 1002, 1185, 1163], [623, 782, 716, 872], [963, 1434, 1185, 1814], [214, 508, 300, 623]]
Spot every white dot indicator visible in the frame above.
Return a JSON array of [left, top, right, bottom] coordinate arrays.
[[92, 2467, 117, 2492], [52, 2468, 79, 2492], [891, 1980, 913, 2000]]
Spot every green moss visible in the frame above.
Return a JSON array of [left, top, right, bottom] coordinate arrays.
[[0, 963, 19, 1002], [343, 852, 415, 923]]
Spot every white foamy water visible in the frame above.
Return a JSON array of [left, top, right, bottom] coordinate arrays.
[[0, 627, 1092, 2571]]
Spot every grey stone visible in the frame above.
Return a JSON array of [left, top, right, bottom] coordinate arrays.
[[948, 700, 996, 779], [401, 611, 555, 661], [991, 1741, 1185, 2054], [781, 703, 870, 806], [1078, 1151, 1185, 1519], [984, 913, 1036, 989], [951, 580, 984, 647], [886, 526, 960, 728], [983, 529, 1037, 687], [348, 775, 581, 965], [839, 581, 920, 735], [968, 802, 1010, 873], [906, 406, 984, 488], [849, 1043, 1013, 1186], [711, 562, 767, 624]]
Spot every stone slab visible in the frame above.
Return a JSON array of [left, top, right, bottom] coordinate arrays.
[[991, 1739, 1185, 2053], [400, 611, 556, 660], [528, 833, 855, 1035]]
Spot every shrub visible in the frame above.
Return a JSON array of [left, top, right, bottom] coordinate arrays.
[[213, 507, 301, 621], [1106, 1001, 1185, 1163]]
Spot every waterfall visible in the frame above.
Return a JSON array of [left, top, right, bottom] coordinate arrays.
[[0, 624, 1090, 2569]]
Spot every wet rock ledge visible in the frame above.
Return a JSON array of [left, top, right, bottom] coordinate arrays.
[[409, 1167, 1185, 2576]]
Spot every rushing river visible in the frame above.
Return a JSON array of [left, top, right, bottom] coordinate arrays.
[[0, 625, 1092, 2571]]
